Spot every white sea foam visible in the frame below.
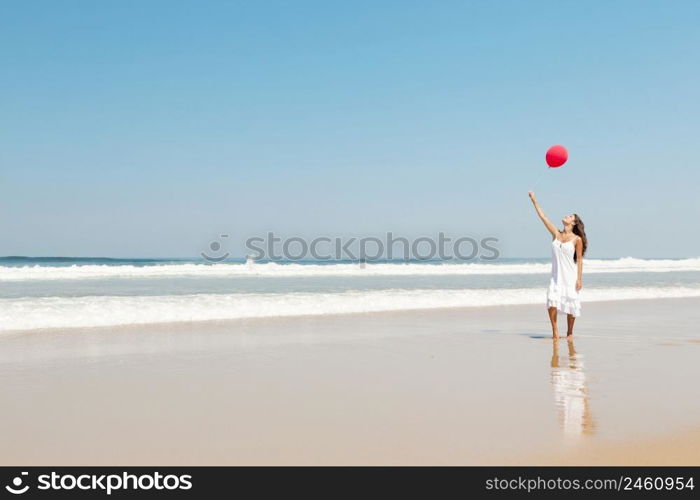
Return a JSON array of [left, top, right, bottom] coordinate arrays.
[[2, 286, 699, 332], [1, 257, 699, 281]]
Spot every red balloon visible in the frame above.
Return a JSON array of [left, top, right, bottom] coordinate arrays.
[[545, 145, 568, 168]]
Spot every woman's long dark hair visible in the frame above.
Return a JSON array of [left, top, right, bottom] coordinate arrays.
[[572, 214, 587, 262]]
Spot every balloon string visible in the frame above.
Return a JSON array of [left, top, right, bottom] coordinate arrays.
[[532, 167, 549, 190]]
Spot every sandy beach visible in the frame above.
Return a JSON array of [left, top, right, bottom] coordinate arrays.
[[1, 297, 699, 465]]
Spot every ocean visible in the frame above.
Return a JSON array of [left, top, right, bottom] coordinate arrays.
[[1, 256, 699, 332]]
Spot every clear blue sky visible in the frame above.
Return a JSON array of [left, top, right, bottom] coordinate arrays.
[[2, 1, 698, 258]]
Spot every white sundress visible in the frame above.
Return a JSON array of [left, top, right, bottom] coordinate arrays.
[[546, 238, 581, 317]]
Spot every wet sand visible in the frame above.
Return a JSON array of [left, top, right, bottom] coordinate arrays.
[[1, 297, 699, 465], [530, 427, 700, 465]]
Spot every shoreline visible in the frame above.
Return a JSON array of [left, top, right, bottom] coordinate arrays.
[[2, 294, 699, 338]]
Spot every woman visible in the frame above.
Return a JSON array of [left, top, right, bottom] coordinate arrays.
[[528, 191, 588, 339]]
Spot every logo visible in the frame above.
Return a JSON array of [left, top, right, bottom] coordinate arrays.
[[4, 471, 194, 495], [201, 234, 230, 262], [200, 232, 500, 263], [5, 472, 29, 495]]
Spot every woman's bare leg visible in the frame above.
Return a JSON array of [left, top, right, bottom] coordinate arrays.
[[548, 307, 559, 339], [566, 314, 576, 337]]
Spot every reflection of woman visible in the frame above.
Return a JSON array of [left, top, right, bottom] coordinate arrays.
[[550, 339, 594, 436], [528, 191, 588, 339]]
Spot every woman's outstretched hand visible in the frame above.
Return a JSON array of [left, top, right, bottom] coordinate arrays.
[[528, 191, 536, 202]]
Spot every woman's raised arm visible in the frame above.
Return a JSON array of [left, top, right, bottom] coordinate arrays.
[[528, 191, 558, 239]]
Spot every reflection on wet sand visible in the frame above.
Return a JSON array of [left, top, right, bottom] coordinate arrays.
[[551, 338, 595, 436]]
